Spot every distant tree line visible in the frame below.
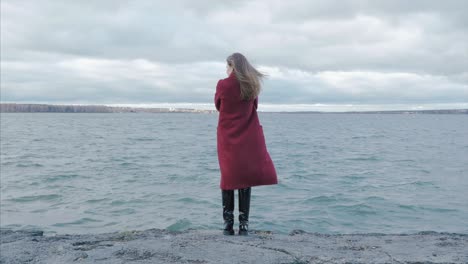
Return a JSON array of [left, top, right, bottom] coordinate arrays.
[[1, 103, 465, 114], [0, 103, 217, 113], [0, 103, 113, 113]]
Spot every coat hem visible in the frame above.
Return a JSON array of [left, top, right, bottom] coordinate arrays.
[[220, 181, 278, 190]]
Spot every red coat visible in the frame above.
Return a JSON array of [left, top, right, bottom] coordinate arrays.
[[214, 71, 278, 190]]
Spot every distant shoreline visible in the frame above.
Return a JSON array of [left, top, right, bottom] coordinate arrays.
[[1, 103, 467, 114], [0, 103, 217, 114]]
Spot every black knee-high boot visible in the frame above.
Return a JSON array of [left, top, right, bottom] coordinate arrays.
[[238, 187, 251, 235], [222, 189, 235, 235]]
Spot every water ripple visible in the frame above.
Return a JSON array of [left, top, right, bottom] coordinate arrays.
[[53, 218, 102, 227], [8, 194, 62, 203]]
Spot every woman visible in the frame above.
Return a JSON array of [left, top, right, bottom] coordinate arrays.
[[214, 53, 278, 236]]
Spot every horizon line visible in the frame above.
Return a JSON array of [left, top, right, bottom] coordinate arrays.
[[1, 102, 468, 113]]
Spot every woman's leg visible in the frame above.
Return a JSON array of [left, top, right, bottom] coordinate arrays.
[[221, 189, 235, 235], [238, 187, 251, 235]]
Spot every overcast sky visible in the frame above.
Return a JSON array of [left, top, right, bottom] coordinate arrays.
[[1, 0, 468, 111]]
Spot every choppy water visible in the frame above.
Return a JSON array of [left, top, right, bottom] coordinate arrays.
[[1, 113, 467, 235]]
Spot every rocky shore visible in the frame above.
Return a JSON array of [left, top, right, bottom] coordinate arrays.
[[1, 228, 467, 263]]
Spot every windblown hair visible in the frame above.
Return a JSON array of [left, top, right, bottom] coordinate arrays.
[[227, 53, 266, 100]]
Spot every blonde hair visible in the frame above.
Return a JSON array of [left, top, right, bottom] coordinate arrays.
[[227, 53, 266, 100]]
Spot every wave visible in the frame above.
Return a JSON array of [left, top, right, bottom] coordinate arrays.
[[9, 194, 61, 203], [331, 203, 378, 216], [44, 174, 80, 182], [166, 219, 192, 231], [52, 218, 102, 227]]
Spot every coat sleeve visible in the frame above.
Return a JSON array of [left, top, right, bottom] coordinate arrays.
[[214, 80, 223, 111]]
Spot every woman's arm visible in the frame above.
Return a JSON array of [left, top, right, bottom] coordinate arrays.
[[214, 80, 223, 111]]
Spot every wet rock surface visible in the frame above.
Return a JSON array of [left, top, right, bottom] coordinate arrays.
[[1, 228, 467, 263]]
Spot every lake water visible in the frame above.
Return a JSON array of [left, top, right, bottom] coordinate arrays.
[[1, 113, 467, 235]]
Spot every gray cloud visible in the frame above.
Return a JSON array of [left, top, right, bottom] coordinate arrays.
[[1, 0, 467, 108]]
